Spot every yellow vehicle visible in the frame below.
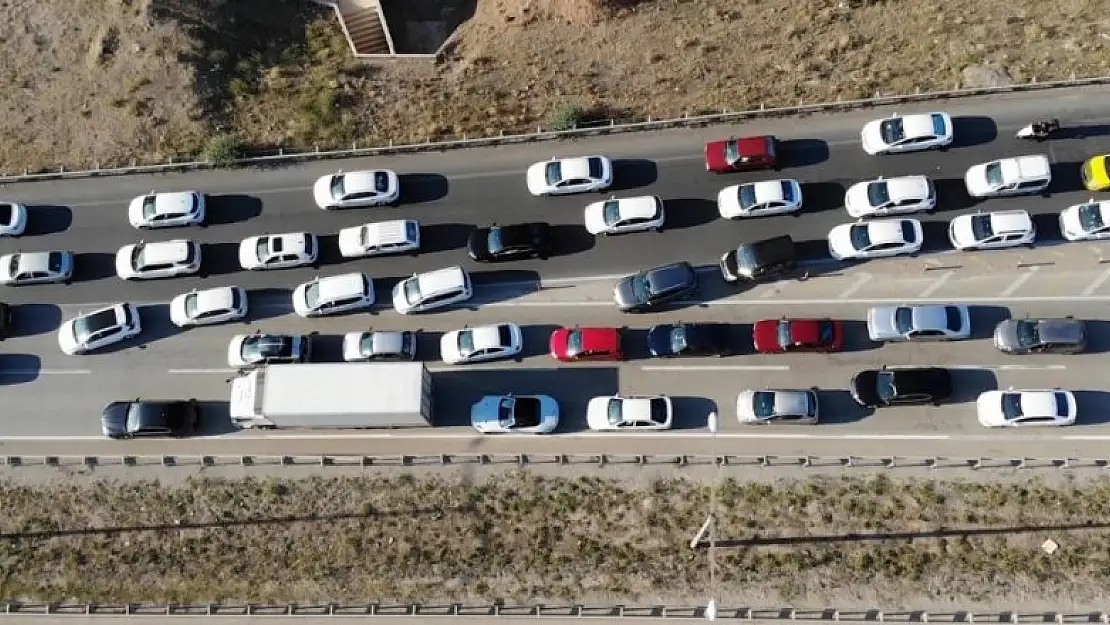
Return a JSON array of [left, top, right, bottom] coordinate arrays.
[[1082, 155, 1110, 191]]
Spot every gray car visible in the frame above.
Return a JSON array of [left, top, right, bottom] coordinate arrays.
[[866, 304, 971, 342], [613, 261, 698, 312], [994, 317, 1086, 355]]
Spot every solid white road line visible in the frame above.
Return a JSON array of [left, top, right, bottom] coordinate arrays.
[[918, 271, 955, 298], [837, 273, 872, 299], [168, 368, 236, 374], [483, 294, 1110, 307], [1081, 266, 1110, 296], [998, 267, 1039, 297], [641, 365, 790, 372], [946, 364, 1066, 371]]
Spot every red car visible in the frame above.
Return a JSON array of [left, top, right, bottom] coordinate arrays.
[[704, 135, 778, 173], [549, 326, 624, 362], [752, 317, 844, 354]]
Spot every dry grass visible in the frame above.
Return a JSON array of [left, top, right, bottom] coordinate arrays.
[[2, 0, 1110, 173], [2, 472, 1110, 607]]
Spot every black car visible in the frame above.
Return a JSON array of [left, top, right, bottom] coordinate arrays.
[[236, 332, 311, 367], [647, 322, 732, 357], [101, 399, 201, 439], [850, 366, 952, 408], [0, 302, 11, 339], [719, 235, 797, 283], [467, 222, 553, 262], [614, 262, 698, 313]]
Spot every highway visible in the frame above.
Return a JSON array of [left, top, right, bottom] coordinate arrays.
[[2, 86, 1110, 459]]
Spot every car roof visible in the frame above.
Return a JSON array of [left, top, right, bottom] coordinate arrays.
[[152, 191, 197, 216], [1007, 390, 1065, 418], [987, 210, 1033, 232], [365, 219, 417, 244], [746, 180, 790, 202], [734, 135, 773, 156], [138, 240, 192, 265], [889, 367, 950, 394], [866, 219, 912, 244], [367, 330, 407, 353], [883, 176, 930, 198], [907, 304, 955, 329], [338, 170, 390, 192], [414, 265, 467, 294], [464, 324, 511, 349], [191, 287, 237, 312], [618, 397, 659, 423], [769, 389, 811, 415], [316, 273, 367, 301], [16, 251, 59, 273], [613, 196, 660, 219], [557, 157, 594, 180], [900, 112, 945, 138], [999, 155, 1050, 180], [647, 261, 694, 282], [575, 326, 620, 350], [1029, 318, 1085, 343]]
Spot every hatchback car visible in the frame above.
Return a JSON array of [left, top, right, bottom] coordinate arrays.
[[128, 190, 205, 229], [115, 239, 202, 280], [753, 317, 844, 354], [583, 195, 665, 235], [292, 272, 374, 318], [227, 332, 311, 368], [646, 322, 732, 357], [549, 326, 623, 362], [101, 399, 201, 439], [613, 261, 698, 312], [977, 388, 1077, 427], [342, 330, 417, 362], [57, 303, 142, 355], [238, 232, 318, 270], [470, 394, 560, 434], [719, 235, 797, 284], [338, 219, 420, 258], [861, 112, 953, 155], [586, 394, 673, 431], [964, 155, 1052, 198], [827, 218, 924, 260], [1059, 200, 1110, 241], [717, 179, 803, 219], [0, 202, 28, 236], [313, 169, 400, 209], [948, 210, 1036, 251], [704, 135, 778, 172], [169, 286, 248, 328], [468, 222, 553, 261], [1081, 155, 1110, 192], [440, 322, 524, 365], [526, 155, 613, 196], [850, 366, 952, 408], [391, 266, 472, 315], [993, 317, 1086, 355], [866, 304, 972, 342], [736, 388, 819, 424], [0, 250, 74, 285], [844, 175, 936, 218]]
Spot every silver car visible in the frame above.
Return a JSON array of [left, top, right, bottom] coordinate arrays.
[[736, 389, 819, 425], [994, 317, 1086, 355], [867, 304, 971, 343]]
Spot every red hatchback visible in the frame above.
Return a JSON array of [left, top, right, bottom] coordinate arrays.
[[752, 317, 844, 354], [704, 135, 778, 173], [549, 326, 624, 362]]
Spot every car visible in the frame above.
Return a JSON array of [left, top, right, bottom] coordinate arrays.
[[313, 169, 400, 209], [613, 261, 698, 313], [391, 266, 472, 315], [526, 155, 613, 196], [849, 366, 953, 408], [977, 388, 1077, 428], [844, 175, 936, 218], [342, 330, 417, 362], [866, 304, 971, 342], [440, 322, 524, 365], [115, 239, 202, 280], [169, 286, 248, 328], [101, 399, 201, 439], [0, 202, 28, 236], [583, 195, 665, 235], [704, 135, 778, 173], [717, 179, 803, 219], [470, 394, 559, 434], [586, 394, 673, 431], [993, 317, 1086, 355], [646, 322, 732, 357], [948, 209, 1035, 251], [57, 303, 141, 355], [1059, 200, 1110, 241], [964, 155, 1052, 198], [338, 219, 420, 258], [860, 111, 953, 155], [292, 272, 374, 318], [719, 235, 797, 283], [549, 326, 623, 362], [128, 191, 205, 229], [0, 302, 13, 339], [468, 222, 553, 261], [0, 251, 74, 285], [227, 332, 311, 368], [752, 317, 844, 354], [827, 218, 924, 261], [1081, 155, 1110, 192], [736, 389, 819, 424], [238, 232, 318, 270]]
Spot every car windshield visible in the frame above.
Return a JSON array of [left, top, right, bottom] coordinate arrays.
[[985, 162, 1004, 187], [1079, 204, 1106, 231], [752, 391, 776, 418], [142, 196, 158, 219], [184, 293, 200, 318], [330, 175, 345, 198], [587, 158, 603, 179], [607, 398, 624, 425], [457, 330, 475, 356], [487, 229, 505, 254], [734, 245, 756, 269], [867, 181, 890, 207], [893, 307, 915, 334], [7, 255, 18, 275], [125, 403, 150, 434], [403, 278, 422, 305], [1001, 393, 1024, 419], [566, 329, 583, 354], [879, 118, 905, 144], [244, 335, 290, 359], [944, 306, 963, 332], [601, 200, 622, 225], [48, 252, 64, 273], [777, 320, 792, 347], [255, 238, 271, 260], [818, 320, 836, 343], [73, 309, 117, 343], [779, 181, 796, 203], [373, 171, 389, 192], [876, 371, 896, 402], [669, 325, 688, 354], [631, 274, 652, 302], [971, 214, 994, 240], [303, 281, 321, 310], [1015, 320, 1039, 348], [359, 333, 376, 354], [930, 114, 947, 136], [545, 162, 562, 185], [849, 224, 872, 250], [738, 184, 758, 208], [724, 140, 740, 163], [498, 397, 515, 425], [650, 399, 668, 424]]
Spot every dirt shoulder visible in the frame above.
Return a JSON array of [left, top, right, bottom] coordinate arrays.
[[1, 0, 1108, 175]]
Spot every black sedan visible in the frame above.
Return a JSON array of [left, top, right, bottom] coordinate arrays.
[[101, 399, 201, 439], [614, 262, 698, 313], [850, 366, 952, 408], [467, 222, 553, 262], [647, 322, 733, 357]]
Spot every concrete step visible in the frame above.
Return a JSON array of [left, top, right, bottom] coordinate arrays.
[[340, 7, 392, 56]]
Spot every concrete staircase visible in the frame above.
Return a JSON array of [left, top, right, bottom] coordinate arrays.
[[326, 0, 395, 56]]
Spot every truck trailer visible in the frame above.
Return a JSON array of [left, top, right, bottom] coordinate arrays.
[[229, 362, 433, 429]]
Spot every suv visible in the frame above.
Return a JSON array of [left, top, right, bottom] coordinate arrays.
[[720, 235, 796, 283], [392, 266, 473, 314], [101, 399, 201, 439], [994, 317, 1086, 355], [850, 366, 953, 408]]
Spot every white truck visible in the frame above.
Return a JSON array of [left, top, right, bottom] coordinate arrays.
[[229, 362, 433, 429]]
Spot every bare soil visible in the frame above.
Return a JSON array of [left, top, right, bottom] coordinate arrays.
[[1, 0, 1109, 174]]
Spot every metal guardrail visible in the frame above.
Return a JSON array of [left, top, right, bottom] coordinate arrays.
[[1, 453, 1105, 471], [3, 74, 1110, 184], [5, 602, 1110, 621]]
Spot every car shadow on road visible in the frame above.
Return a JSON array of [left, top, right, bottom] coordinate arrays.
[[313, 233, 352, 267], [949, 368, 999, 403], [932, 178, 982, 213], [609, 159, 658, 192], [1031, 213, 1065, 245], [1055, 124, 1110, 140], [423, 223, 476, 253], [950, 116, 997, 148], [1074, 391, 1110, 425], [799, 181, 845, 214], [0, 353, 41, 384], [245, 287, 293, 322], [23, 205, 73, 235], [919, 219, 955, 254], [1081, 320, 1110, 354], [1050, 161, 1085, 194], [549, 224, 595, 257], [669, 396, 719, 430], [305, 333, 345, 362], [792, 239, 841, 268], [92, 304, 178, 354], [841, 320, 880, 353], [664, 198, 718, 229], [971, 306, 1013, 340], [520, 324, 561, 359], [779, 138, 830, 167], [205, 194, 263, 225], [816, 389, 871, 424], [414, 330, 446, 362], [73, 252, 117, 282], [619, 327, 651, 360], [399, 173, 449, 204], [467, 269, 541, 308], [12, 304, 62, 337], [200, 242, 243, 276], [195, 401, 239, 436]]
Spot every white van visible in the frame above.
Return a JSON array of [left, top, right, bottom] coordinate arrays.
[[338, 219, 420, 258], [392, 266, 473, 315]]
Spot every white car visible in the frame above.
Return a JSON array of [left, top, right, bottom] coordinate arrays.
[[977, 388, 1077, 428], [1059, 200, 1110, 241], [338, 219, 420, 258], [717, 179, 803, 219], [0, 202, 28, 236], [0, 251, 74, 285], [342, 330, 417, 362], [964, 155, 1052, 198], [583, 195, 665, 235], [57, 303, 142, 355], [866, 304, 972, 343], [128, 191, 205, 229], [586, 394, 673, 431], [948, 210, 1036, 251], [169, 286, 248, 328], [238, 232, 318, 270], [736, 389, 819, 425], [439, 322, 523, 365], [291, 272, 374, 318], [392, 266, 472, 315], [470, 394, 560, 434], [860, 112, 953, 155], [844, 175, 936, 218], [115, 239, 202, 280], [826, 218, 924, 260], [312, 169, 400, 210], [526, 155, 613, 196]]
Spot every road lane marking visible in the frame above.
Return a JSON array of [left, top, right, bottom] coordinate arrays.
[[168, 368, 237, 374], [946, 364, 1066, 371], [641, 365, 790, 372], [918, 271, 954, 297], [998, 267, 1039, 297], [1081, 266, 1110, 296], [482, 294, 1110, 307], [837, 273, 872, 299]]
